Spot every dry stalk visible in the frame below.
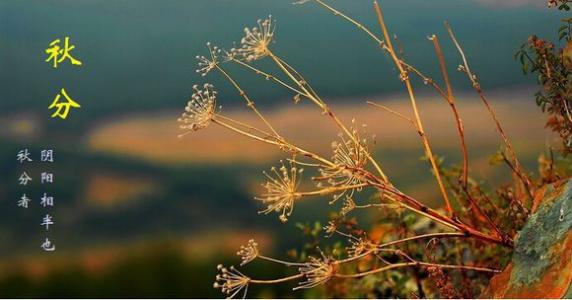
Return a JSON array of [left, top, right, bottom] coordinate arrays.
[[373, 1, 453, 216], [178, 2, 526, 297], [444, 21, 535, 200], [428, 34, 469, 188]]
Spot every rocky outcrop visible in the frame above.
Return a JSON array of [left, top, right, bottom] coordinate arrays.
[[483, 180, 572, 298]]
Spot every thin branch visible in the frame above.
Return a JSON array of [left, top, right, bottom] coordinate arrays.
[[212, 117, 283, 147], [267, 50, 390, 183], [334, 261, 500, 279], [212, 116, 335, 168], [258, 255, 307, 267], [444, 21, 534, 200], [250, 273, 304, 284], [216, 114, 276, 139], [377, 232, 466, 248], [299, 183, 369, 197], [367, 178, 510, 247], [459, 184, 505, 239], [313, 0, 384, 45], [373, 1, 454, 216], [367, 101, 417, 129], [429, 34, 469, 187], [228, 57, 308, 96], [215, 65, 281, 138]]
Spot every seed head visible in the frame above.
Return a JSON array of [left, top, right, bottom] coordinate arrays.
[[347, 237, 374, 258], [340, 197, 356, 216], [178, 83, 218, 136], [237, 239, 259, 266], [214, 264, 250, 299], [196, 42, 221, 76], [256, 160, 303, 223], [295, 255, 335, 290], [234, 16, 275, 62], [323, 220, 337, 236], [317, 121, 369, 203]]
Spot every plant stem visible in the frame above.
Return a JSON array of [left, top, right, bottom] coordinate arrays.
[[250, 273, 305, 284], [377, 232, 466, 248], [229, 58, 307, 96], [444, 21, 534, 200], [267, 51, 390, 183], [215, 65, 280, 138], [429, 34, 469, 188], [212, 117, 335, 167], [258, 255, 307, 267], [373, 1, 454, 216], [334, 261, 500, 279]]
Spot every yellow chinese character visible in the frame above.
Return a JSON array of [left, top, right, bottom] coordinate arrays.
[[48, 88, 81, 119], [45, 37, 83, 68]]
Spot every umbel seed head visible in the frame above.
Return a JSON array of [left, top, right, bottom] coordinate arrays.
[[233, 15, 275, 62], [178, 83, 218, 137], [237, 239, 259, 266], [256, 160, 303, 223]]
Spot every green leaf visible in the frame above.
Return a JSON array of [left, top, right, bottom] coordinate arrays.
[[489, 150, 504, 166]]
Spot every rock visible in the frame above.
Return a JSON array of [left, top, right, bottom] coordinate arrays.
[[483, 179, 572, 298]]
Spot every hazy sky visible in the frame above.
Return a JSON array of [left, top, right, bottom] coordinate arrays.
[[0, 0, 567, 116]]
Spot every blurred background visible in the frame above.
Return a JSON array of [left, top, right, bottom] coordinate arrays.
[[0, 0, 566, 297]]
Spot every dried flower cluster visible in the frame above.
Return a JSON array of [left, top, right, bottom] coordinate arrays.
[[256, 161, 303, 223], [237, 239, 259, 266], [315, 123, 369, 204], [233, 16, 275, 62], [196, 42, 220, 77], [214, 265, 250, 299], [295, 255, 336, 290], [176, 0, 563, 298], [177, 83, 217, 135]]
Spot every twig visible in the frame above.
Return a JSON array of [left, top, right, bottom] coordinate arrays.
[[250, 273, 305, 284], [429, 34, 469, 188], [367, 101, 417, 129], [215, 65, 281, 138], [267, 50, 390, 182], [334, 261, 500, 279], [258, 255, 307, 267], [373, 1, 454, 216], [228, 57, 307, 96], [377, 232, 466, 248], [444, 21, 535, 200]]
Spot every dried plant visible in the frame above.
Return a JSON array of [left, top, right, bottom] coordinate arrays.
[[177, 83, 218, 134], [237, 239, 259, 266], [177, 1, 569, 298], [316, 121, 370, 204], [233, 16, 275, 62], [256, 161, 303, 223]]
